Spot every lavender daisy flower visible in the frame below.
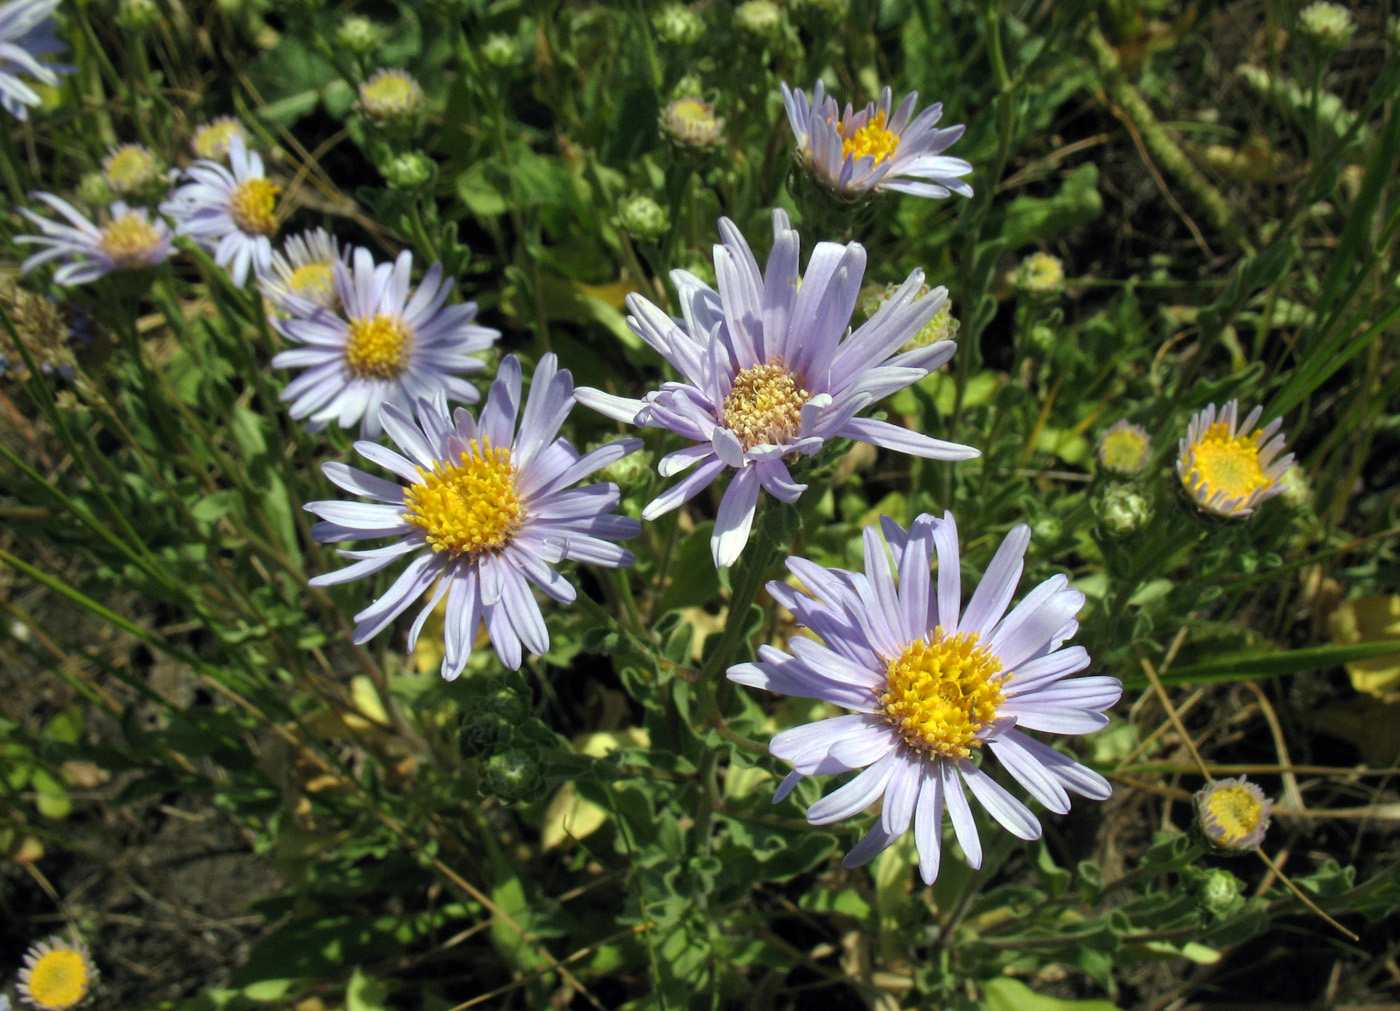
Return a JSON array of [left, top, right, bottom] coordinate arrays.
[[258, 227, 346, 315], [780, 80, 972, 200], [575, 210, 978, 568], [728, 512, 1120, 883], [160, 135, 279, 286], [1178, 400, 1293, 518], [305, 353, 642, 676], [0, 0, 68, 122], [271, 247, 498, 438], [17, 194, 173, 284]]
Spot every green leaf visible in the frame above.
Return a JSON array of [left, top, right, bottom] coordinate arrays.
[[1128, 639, 1400, 688], [980, 978, 1121, 1011]]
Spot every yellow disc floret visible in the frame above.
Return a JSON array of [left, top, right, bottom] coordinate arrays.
[[1099, 422, 1151, 475], [288, 262, 336, 307], [841, 111, 899, 165], [229, 178, 280, 236], [102, 145, 161, 194], [403, 441, 525, 557], [1182, 422, 1268, 507], [880, 628, 1007, 759], [721, 360, 811, 449], [98, 214, 161, 266], [344, 313, 412, 379], [20, 943, 95, 1011]]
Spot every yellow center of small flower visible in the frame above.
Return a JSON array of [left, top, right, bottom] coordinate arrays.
[[879, 629, 1006, 759], [403, 441, 525, 557], [344, 314, 412, 379], [26, 949, 91, 1011], [229, 178, 280, 236], [98, 214, 161, 265], [360, 72, 422, 118], [1101, 427, 1150, 473], [193, 120, 245, 159], [288, 262, 336, 306], [720, 361, 811, 450], [1186, 422, 1268, 504], [841, 111, 900, 165], [104, 147, 157, 191], [1201, 783, 1265, 845], [665, 98, 722, 144]]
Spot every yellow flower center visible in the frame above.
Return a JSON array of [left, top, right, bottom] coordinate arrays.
[[840, 111, 900, 165], [1100, 426, 1150, 473], [229, 178, 280, 236], [26, 949, 91, 1011], [104, 146, 158, 192], [288, 262, 336, 307], [1200, 783, 1265, 846], [98, 214, 161, 266], [880, 628, 1007, 759], [720, 361, 811, 450], [1185, 422, 1268, 504], [664, 97, 722, 145], [360, 71, 423, 118], [193, 120, 246, 159], [344, 313, 412, 379], [403, 441, 525, 557]]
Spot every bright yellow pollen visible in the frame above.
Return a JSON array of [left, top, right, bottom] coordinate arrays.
[[98, 214, 161, 266], [104, 147, 157, 191], [26, 949, 91, 1011], [344, 314, 412, 379], [403, 441, 524, 557], [229, 178, 280, 236], [288, 262, 336, 306], [880, 628, 1006, 759], [1185, 422, 1268, 504], [721, 361, 811, 450], [841, 111, 900, 165], [1201, 784, 1265, 845], [1101, 427, 1149, 473]]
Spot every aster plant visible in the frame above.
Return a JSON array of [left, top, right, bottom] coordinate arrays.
[[271, 247, 498, 438], [305, 353, 642, 677], [575, 210, 979, 567], [17, 194, 173, 284], [780, 80, 973, 200], [728, 512, 1121, 882]]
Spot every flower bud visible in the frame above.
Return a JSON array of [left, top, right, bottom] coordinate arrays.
[[1097, 419, 1152, 475], [480, 33, 519, 69], [380, 151, 435, 190], [102, 144, 165, 197], [358, 68, 425, 126], [1194, 776, 1272, 853], [116, 0, 161, 31], [336, 15, 380, 56], [483, 748, 543, 802], [1095, 484, 1152, 538], [618, 194, 669, 242], [1195, 867, 1245, 916], [1017, 252, 1065, 296], [660, 96, 723, 149], [734, 0, 783, 40], [1297, 2, 1354, 51], [653, 4, 704, 46]]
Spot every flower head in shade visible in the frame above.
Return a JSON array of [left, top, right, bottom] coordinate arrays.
[[1195, 775, 1271, 852], [575, 210, 978, 567], [661, 96, 723, 148], [1017, 252, 1065, 296], [305, 354, 642, 676], [16, 935, 97, 1011], [780, 80, 972, 200], [101, 143, 163, 197], [258, 227, 346, 315], [358, 67, 424, 124], [0, 0, 69, 122], [1098, 419, 1151, 475], [190, 115, 248, 160], [160, 135, 279, 286], [727, 512, 1120, 883], [17, 195, 173, 284], [271, 247, 498, 438], [1178, 400, 1293, 517]]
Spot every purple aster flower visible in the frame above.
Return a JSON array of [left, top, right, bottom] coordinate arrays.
[[780, 80, 972, 200], [17, 194, 173, 284], [0, 0, 68, 122], [574, 209, 978, 568], [1177, 400, 1293, 518], [305, 354, 642, 677], [728, 512, 1120, 884], [1194, 775, 1272, 853], [160, 135, 279, 286], [270, 247, 498, 439], [258, 226, 346, 315]]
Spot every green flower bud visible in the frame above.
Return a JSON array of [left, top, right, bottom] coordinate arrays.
[[1297, 2, 1354, 51], [618, 194, 670, 242], [483, 748, 543, 802], [76, 171, 115, 207], [1195, 867, 1245, 916], [359, 68, 425, 127], [379, 150, 435, 190], [1280, 462, 1311, 509], [480, 33, 520, 69], [671, 74, 704, 101], [116, 0, 162, 31], [734, 0, 783, 39], [459, 710, 512, 759], [653, 4, 705, 46], [594, 442, 652, 489], [790, 0, 850, 27], [1095, 484, 1152, 538], [1017, 252, 1065, 296], [336, 16, 380, 56], [1031, 515, 1063, 543]]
